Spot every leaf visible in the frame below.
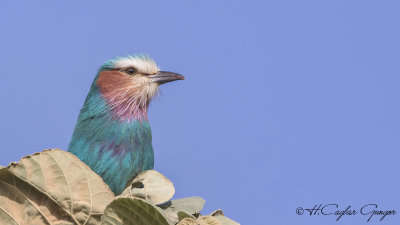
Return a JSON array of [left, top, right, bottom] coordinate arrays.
[[199, 216, 222, 225], [158, 197, 206, 224], [120, 170, 175, 205], [158, 197, 205, 214], [101, 197, 171, 225], [177, 218, 198, 225], [177, 216, 222, 225], [210, 209, 224, 217], [0, 149, 114, 225], [177, 211, 195, 221], [213, 216, 240, 225]]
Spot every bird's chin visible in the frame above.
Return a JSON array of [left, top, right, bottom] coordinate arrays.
[[142, 82, 159, 101]]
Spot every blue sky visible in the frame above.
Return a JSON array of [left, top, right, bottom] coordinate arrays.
[[1, 1, 399, 225]]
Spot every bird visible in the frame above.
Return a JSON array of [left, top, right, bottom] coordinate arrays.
[[68, 54, 184, 195]]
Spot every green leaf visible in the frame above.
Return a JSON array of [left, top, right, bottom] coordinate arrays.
[[0, 149, 114, 225], [101, 197, 171, 225], [119, 170, 175, 205]]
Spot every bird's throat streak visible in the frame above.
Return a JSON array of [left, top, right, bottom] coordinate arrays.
[[97, 71, 150, 121]]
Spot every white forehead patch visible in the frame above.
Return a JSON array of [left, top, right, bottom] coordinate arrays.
[[113, 55, 159, 74]]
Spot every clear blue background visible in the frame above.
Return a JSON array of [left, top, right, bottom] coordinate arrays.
[[1, 1, 399, 225]]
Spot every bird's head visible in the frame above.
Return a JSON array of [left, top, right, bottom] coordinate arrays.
[[95, 55, 184, 121]]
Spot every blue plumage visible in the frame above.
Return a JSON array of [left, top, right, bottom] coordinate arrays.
[[68, 55, 183, 195]]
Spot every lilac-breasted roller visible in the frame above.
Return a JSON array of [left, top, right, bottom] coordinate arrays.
[[68, 55, 184, 195]]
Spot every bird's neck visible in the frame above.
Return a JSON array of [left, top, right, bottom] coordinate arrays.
[[107, 97, 149, 122], [69, 87, 154, 194]]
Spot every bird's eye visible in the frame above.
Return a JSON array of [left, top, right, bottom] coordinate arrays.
[[124, 67, 136, 75]]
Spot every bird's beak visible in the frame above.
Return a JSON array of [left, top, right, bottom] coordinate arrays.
[[148, 71, 185, 85]]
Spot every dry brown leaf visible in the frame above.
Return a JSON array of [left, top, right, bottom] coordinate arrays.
[[0, 149, 114, 225], [120, 170, 174, 205]]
